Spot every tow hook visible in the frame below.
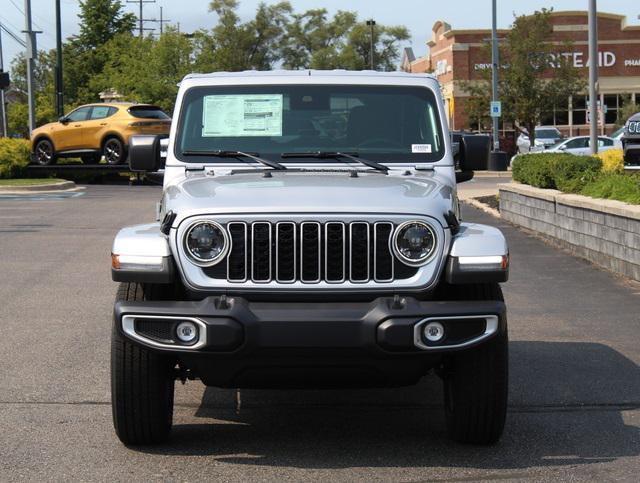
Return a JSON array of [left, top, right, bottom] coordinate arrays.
[[174, 365, 196, 384]]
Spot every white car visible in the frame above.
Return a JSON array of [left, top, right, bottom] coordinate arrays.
[[547, 136, 617, 155], [517, 126, 563, 153], [610, 126, 624, 149]]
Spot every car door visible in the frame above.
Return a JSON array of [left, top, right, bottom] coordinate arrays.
[[597, 137, 615, 152], [83, 106, 116, 150], [53, 106, 91, 151], [562, 138, 588, 155]]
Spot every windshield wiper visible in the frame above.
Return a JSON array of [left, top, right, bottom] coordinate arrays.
[[182, 150, 287, 170], [280, 151, 388, 173]]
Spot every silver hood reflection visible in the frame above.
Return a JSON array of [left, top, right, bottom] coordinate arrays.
[[164, 169, 455, 227]]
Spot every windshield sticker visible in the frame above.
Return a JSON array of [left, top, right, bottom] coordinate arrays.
[[412, 144, 432, 153], [202, 94, 283, 137]]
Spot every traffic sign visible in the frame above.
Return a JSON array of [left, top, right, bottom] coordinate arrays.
[[490, 101, 502, 118]]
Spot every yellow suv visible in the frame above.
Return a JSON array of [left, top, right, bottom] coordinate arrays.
[[31, 102, 171, 165]]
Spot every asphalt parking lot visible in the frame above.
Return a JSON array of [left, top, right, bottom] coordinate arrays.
[[1, 185, 639, 481]]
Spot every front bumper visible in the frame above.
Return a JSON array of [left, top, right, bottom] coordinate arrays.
[[114, 296, 506, 387]]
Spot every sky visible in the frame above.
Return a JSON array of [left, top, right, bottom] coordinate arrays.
[[1, 0, 639, 69]]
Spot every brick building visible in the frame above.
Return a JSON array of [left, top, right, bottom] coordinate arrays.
[[402, 11, 640, 135]]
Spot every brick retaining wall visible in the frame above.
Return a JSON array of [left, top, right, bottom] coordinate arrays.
[[499, 183, 640, 282]]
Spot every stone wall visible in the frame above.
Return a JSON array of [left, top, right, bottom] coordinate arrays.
[[499, 183, 640, 282]]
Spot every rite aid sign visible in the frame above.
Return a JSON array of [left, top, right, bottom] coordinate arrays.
[[474, 51, 623, 70]]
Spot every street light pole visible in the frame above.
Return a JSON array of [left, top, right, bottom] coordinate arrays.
[[0, 25, 7, 137], [366, 19, 376, 70], [23, 0, 39, 134], [588, 0, 598, 155], [491, 0, 499, 151], [55, 0, 64, 118]]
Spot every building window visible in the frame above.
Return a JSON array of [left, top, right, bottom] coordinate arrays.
[[572, 96, 586, 125], [540, 98, 569, 126], [604, 94, 619, 125]]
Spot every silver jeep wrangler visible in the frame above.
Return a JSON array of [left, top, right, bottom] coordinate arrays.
[[111, 71, 509, 445]]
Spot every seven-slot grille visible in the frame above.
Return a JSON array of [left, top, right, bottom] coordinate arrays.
[[220, 221, 410, 284]]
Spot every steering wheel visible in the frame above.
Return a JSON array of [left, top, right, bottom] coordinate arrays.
[[357, 138, 405, 149]]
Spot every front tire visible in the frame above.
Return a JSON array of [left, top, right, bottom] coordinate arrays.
[[440, 283, 508, 444], [111, 282, 175, 445], [34, 138, 57, 165]]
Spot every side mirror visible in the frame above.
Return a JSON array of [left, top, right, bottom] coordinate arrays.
[[59, 116, 69, 124], [454, 134, 490, 183], [129, 134, 167, 172], [558, 145, 566, 151]]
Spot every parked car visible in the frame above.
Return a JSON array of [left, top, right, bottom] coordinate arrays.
[[517, 126, 563, 153], [547, 136, 617, 155], [622, 112, 640, 169], [30, 103, 171, 165], [610, 126, 624, 149], [110, 70, 510, 446]]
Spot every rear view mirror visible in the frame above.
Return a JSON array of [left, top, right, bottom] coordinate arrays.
[[129, 135, 167, 172]]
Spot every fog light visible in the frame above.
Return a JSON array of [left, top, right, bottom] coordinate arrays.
[[424, 322, 445, 342], [176, 321, 198, 343]]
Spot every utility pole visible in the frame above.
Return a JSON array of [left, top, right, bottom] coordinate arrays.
[[55, 0, 63, 118], [23, 0, 41, 134], [588, 0, 599, 155], [127, 0, 156, 38], [491, 0, 499, 151], [149, 6, 171, 36], [0, 25, 7, 137], [366, 19, 376, 70]]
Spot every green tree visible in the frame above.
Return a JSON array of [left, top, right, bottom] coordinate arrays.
[[64, 0, 136, 105], [8, 51, 57, 137], [282, 9, 409, 70], [466, 9, 585, 144], [77, 0, 136, 47], [205, 0, 292, 71], [93, 29, 194, 113]]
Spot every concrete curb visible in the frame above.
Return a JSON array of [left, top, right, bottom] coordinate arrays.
[[0, 180, 76, 193], [473, 171, 512, 178], [464, 198, 501, 218]]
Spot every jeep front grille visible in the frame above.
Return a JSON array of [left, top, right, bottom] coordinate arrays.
[[218, 221, 414, 284]]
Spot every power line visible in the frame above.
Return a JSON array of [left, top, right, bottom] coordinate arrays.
[[0, 21, 26, 48], [127, 0, 156, 38]]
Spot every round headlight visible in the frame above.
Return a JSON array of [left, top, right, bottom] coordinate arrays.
[[392, 221, 437, 266], [184, 221, 229, 266]]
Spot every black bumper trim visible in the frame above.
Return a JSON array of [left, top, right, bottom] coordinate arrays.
[[114, 296, 506, 356]]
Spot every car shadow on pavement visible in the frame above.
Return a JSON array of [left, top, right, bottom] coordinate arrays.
[[137, 341, 640, 470]]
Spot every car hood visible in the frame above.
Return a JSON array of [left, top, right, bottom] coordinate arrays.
[[164, 170, 455, 228]]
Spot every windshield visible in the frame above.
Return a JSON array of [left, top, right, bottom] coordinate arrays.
[[535, 128, 561, 139], [175, 84, 445, 163]]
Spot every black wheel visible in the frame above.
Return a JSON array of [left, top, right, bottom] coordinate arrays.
[[441, 283, 508, 445], [81, 154, 102, 164], [103, 137, 127, 165], [111, 282, 175, 445], [34, 138, 57, 165]]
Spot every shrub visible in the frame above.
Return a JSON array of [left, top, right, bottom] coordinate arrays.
[[512, 153, 601, 192], [596, 149, 624, 173], [581, 173, 640, 205], [0, 138, 31, 179]]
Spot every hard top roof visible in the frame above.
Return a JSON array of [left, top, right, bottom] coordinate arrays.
[[182, 69, 436, 81]]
